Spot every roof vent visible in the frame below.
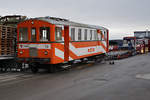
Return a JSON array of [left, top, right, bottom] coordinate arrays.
[[45, 16, 69, 22]]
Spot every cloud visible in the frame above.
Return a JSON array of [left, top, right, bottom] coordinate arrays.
[[0, 0, 150, 39]]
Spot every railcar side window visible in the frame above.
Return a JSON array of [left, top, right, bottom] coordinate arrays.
[[90, 30, 93, 40], [71, 28, 75, 41], [55, 27, 62, 41], [84, 29, 87, 40], [19, 28, 28, 41], [31, 28, 36, 41], [78, 29, 82, 40], [40, 27, 50, 41], [94, 30, 97, 40]]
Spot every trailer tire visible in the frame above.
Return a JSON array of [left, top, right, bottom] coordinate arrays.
[[30, 64, 39, 73], [48, 65, 58, 73], [31, 66, 38, 73]]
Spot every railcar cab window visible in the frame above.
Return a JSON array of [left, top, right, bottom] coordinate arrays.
[[103, 30, 107, 41], [104, 30, 107, 40], [84, 29, 87, 40], [40, 27, 50, 41], [71, 28, 75, 41], [19, 27, 28, 41], [55, 27, 62, 41], [78, 29, 82, 40], [31, 28, 36, 41]]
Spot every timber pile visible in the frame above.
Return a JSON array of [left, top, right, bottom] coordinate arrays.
[[0, 15, 27, 27], [0, 25, 16, 56]]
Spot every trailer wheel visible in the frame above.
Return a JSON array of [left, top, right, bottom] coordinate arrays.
[[16, 63, 23, 71], [30, 64, 39, 73], [1, 63, 8, 72], [48, 65, 58, 73]]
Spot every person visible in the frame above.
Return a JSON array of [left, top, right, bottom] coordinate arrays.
[[128, 41, 133, 50]]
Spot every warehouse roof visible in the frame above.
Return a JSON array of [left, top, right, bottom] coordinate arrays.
[[134, 31, 150, 33]]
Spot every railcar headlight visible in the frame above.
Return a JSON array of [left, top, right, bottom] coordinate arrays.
[[20, 51, 23, 54], [44, 51, 48, 55]]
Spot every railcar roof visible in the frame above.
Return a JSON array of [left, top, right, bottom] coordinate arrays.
[[31, 17, 108, 30]]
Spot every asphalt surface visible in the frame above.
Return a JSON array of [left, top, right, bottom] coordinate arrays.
[[0, 54, 150, 100]]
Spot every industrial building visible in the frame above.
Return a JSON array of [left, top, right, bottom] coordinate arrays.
[[134, 31, 150, 38]]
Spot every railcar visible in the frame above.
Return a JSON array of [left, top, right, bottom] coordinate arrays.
[[17, 17, 109, 73]]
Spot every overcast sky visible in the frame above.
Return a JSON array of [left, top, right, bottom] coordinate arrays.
[[0, 0, 150, 39]]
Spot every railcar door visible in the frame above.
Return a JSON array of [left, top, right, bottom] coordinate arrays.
[[64, 26, 69, 62], [106, 30, 109, 52], [31, 28, 36, 42], [97, 30, 102, 45]]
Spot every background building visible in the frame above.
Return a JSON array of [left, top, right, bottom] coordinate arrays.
[[134, 31, 150, 38]]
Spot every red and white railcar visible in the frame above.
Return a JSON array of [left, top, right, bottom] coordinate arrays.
[[17, 17, 109, 72]]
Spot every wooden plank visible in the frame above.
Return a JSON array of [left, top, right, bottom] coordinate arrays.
[[4, 27, 7, 55], [0, 26, 1, 56], [0, 25, 16, 56]]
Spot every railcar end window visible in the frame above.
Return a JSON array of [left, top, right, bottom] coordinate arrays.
[[78, 29, 82, 40], [84, 29, 87, 40], [55, 27, 62, 41], [71, 28, 75, 41], [102, 31, 104, 41], [19, 27, 28, 41], [40, 27, 50, 41], [31, 28, 36, 41], [103, 31, 107, 40]]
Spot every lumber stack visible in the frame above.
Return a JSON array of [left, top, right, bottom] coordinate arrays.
[[0, 25, 16, 56]]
